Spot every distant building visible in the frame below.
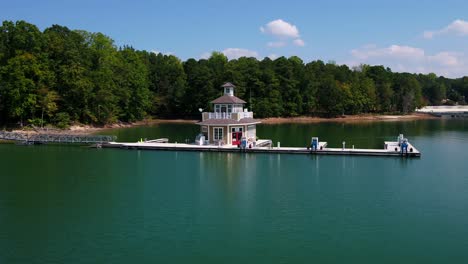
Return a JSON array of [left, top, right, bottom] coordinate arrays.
[[416, 105, 468, 118], [197, 82, 261, 145]]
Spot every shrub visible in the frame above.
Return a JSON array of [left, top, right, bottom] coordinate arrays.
[[54, 112, 71, 129]]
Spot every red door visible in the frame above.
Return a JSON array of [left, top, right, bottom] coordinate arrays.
[[232, 132, 242, 145]]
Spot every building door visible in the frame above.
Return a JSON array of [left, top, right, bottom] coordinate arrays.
[[231, 127, 243, 145], [232, 131, 242, 145]]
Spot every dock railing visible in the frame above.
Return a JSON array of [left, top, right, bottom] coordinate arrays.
[[0, 131, 116, 144]]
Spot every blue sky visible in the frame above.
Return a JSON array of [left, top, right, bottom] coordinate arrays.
[[2, 0, 468, 77]]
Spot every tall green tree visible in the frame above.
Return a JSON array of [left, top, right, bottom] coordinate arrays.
[[84, 32, 120, 123], [115, 47, 151, 121], [393, 74, 423, 113], [37, 88, 59, 127], [148, 53, 187, 117], [317, 75, 344, 116], [183, 58, 216, 114], [0, 53, 54, 125]]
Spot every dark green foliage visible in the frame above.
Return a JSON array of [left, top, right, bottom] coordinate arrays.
[[147, 52, 187, 117], [0, 20, 466, 127], [54, 112, 70, 129], [392, 73, 423, 113], [317, 76, 344, 116]]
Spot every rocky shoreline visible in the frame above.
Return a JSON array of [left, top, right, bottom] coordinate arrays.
[[4, 113, 437, 137]]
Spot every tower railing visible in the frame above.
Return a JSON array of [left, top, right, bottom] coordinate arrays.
[[202, 112, 254, 121], [208, 112, 232, 119]]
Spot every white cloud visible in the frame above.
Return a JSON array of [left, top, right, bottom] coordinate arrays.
[[345, 44, 467, 78], [351, 45, 425, 60], [151, 50, 174, 56], [261, 19, 306, 48], [199, 52, 211, 59], [387, 45, 425, 58], [428, 51, 461, 66], [222, 48, 259, 60], [445, 19, 468, 35], [424, 19, 468, 39], [293, 38, 305, 47], [268, 54, 279, 60], [260, 19, 300, 38], [423, 31, 434, 39], [267, 41, 286, 48]]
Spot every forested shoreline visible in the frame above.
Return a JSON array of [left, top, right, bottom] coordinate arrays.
[[1, 20, 467, 128]]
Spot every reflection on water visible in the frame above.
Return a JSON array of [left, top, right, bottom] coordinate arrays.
[[1, 119, 468, 263]]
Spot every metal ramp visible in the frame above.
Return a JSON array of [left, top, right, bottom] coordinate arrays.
[[0, 131, 116, 144]]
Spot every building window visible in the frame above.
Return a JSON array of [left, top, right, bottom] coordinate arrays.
[[214, 127, 223, 141], [227, 105, 232, 113], [215, 105, 220, 113], [231, 127, 243, 132], [202, 126, 208, 140]]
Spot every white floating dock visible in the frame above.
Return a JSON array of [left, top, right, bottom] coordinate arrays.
[[101, 139, 420, 157]]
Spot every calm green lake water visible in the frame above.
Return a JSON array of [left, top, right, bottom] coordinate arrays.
[[1, 120, 468, 263]]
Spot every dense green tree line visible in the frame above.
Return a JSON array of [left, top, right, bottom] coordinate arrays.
[[1, 21, 467, 127]]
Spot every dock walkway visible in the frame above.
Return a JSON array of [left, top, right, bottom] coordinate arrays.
[[102, 140, 420, 157]]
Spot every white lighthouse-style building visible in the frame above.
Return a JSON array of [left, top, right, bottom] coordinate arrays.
[[197, 82, 261, 146]]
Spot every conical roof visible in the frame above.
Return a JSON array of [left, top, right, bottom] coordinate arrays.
[[221, 82, 236, 88], [211, 95, 246, 104]]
